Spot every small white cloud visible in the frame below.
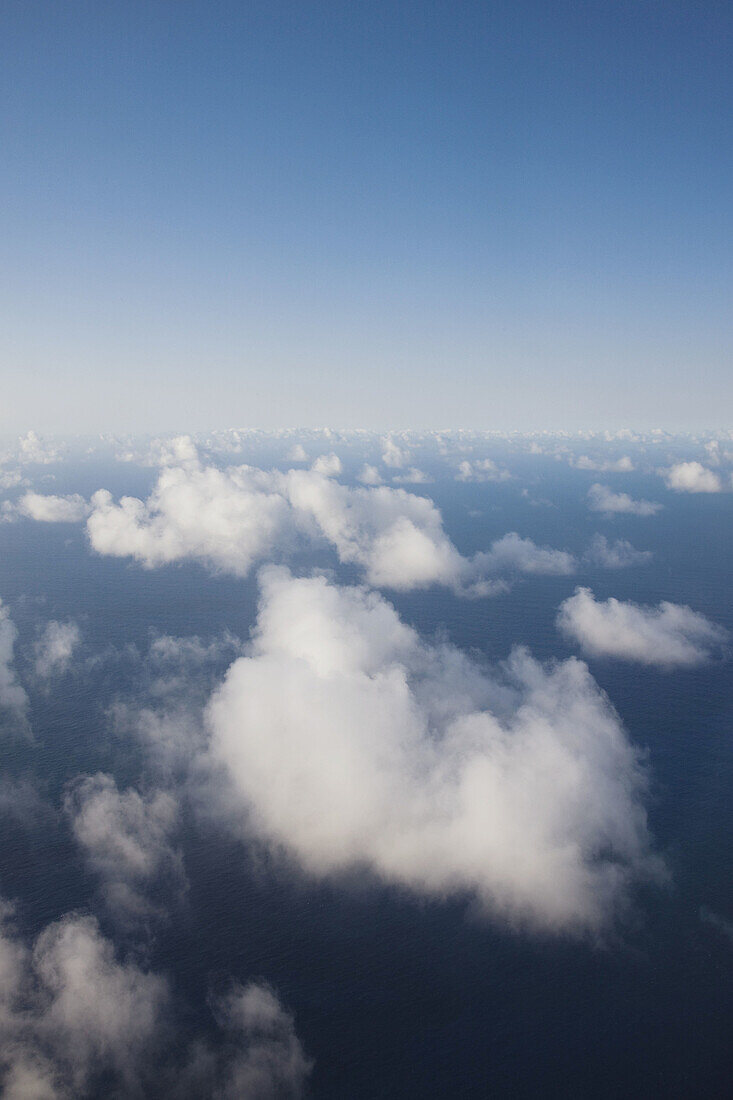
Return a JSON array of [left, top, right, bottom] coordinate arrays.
[[664, 462, 723, 493], [287, 443, 308, 463], [310, 452, 342, 477], [381, 437, 409, 468], [587, 483, 662, 516], [64, 773, 185, 928], [19, 493, 90, 523], [35, 621, 81, 678], [455, 459, 511, 482], [357, 464, 383, 486], [557, 587, 727, 667], [584, 534, 652, 569], [16, 430, 64, 465]]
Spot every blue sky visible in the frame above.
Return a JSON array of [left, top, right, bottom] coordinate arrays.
[[2, 0, 731, 433]]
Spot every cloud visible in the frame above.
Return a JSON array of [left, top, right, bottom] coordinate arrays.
[[664, 462, 723, 493], [16, 431, 64, 465], [0, 905, 310, 1099], [200, 983, 312, 1100], [587, 483, 662, 516], [64, 774, 185, 928], [476, 533, 575, 576], [557, 587, 727, 667], [206, 567, 659, 933], [573, 455, 634, 472], [310, 453, 342, 477], [35, 622, 81, 678], [381, 437, 410, 468], [0, 600, 28, 716], [392, 467, 431, 484], [84, 453, 574, 597], [0, 908, 169, 1098], [455, 459, 511, 482], [286, 443, 308, 463], [357, 464, 383, 486], [18, 494, 90, 523], [584, 535, 652, 569]]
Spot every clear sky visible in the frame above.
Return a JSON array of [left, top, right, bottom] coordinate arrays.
[[2, 0, 731, 434]]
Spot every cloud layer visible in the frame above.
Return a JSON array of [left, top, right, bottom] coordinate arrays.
[[83, 445, 574, 596]]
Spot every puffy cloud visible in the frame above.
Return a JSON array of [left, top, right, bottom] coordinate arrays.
[[664, 462, 723, 493], [0, 601, 28, 716], [583, 534, 652, 569], [356, 464, 383, 486], [587, 483, 662, 516], [85, 456, 574, 597], [310, 452, 342, 477], [287, 444, 308, 463], [557, 587, 727, 668], [64, 774, 185, 928], [16, 431, 64, 466], [18, 494, 90, 523], [477, 533, 575, 577], [381, 437, 410, 468], [0, 908, 169, 1098], [206, 568, 658, 933], [456, 459, 511, 482], [35, 622, 81, 678]]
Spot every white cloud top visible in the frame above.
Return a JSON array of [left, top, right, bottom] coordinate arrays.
[[557, 587, 727, 667], [206, 568, 658, 932]]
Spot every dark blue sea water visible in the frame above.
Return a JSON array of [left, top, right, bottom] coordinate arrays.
[[1, 448, 732, 1097]]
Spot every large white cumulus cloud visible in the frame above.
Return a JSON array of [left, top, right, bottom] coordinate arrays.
[[557, 587, 727, 667], [85, 444, 574, 596], [206, 568, 658, 933]]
